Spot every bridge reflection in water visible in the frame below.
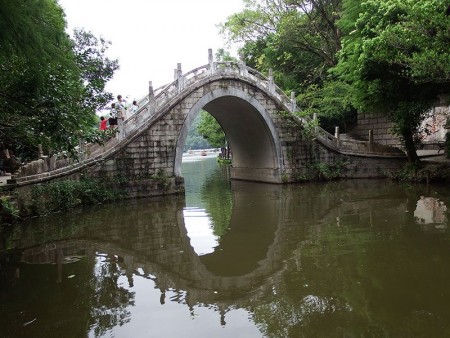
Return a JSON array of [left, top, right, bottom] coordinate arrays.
[[1, 168, 450, 336]]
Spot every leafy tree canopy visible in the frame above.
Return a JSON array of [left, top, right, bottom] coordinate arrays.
[[196, 111, 227, 148], [0, 0, 118, 163], [220, 0, 354, 132], [333, 0, 450, 162]]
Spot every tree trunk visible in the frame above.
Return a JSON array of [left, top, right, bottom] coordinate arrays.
[[404, 132, 420, 164]]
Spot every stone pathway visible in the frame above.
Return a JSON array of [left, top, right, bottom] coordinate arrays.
[[417, 150, 450, 163]]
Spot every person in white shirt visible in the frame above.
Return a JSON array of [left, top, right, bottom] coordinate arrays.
[[130, 100, 138, 116]]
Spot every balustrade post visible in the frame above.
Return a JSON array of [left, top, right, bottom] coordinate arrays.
[[176, 63, 184, 93], [290, 91, 297, 113], [117, 119, 125, 141], [237, 51, 247, 77], [268, 69, 274, 94], [313, 113, 318, 135], [335, 126, 340, 148], [37, 144, 43, 158], [238, 59, 248, 77], [208, 48, 215, 75], [78, 141, 85, 160], [148, 81, 155, 115], [368, 129, 374, 152]]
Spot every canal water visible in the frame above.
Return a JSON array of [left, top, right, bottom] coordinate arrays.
[[1, 156, 450, 337]]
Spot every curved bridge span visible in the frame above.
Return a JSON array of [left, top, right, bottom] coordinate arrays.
[[14, 50, 405, 197]]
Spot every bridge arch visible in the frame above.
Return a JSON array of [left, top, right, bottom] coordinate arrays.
[[175, 87, 284, 182]]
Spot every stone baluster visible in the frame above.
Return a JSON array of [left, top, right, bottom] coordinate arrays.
[[335, 126, 340, 148], [148, 81, 156, 116], [78, 141, 86, 159], [313, 113, 318, 135], [290, 91, 297, 113], [37, 144, 43, 158], [237, 52, 247, 77], [208, 48, 215, 75], [369, 129, 374, 152], [268, 69, 274, 94], [176, 63, 184, 93], [238, 59, 248, 77]]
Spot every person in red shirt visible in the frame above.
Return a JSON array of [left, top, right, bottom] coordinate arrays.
[[99, 116, 108, 131]]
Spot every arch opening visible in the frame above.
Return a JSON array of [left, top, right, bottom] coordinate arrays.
[[175, 88, 283, 183]]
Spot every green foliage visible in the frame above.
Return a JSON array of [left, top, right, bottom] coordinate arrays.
[[217, 158, 232, 165], [295, 111, 320, 140], [184, 113, 212, 151], [297, 81, 357, 132], [385, 163, 421, 181], [0, 195, 19, 224], [305, 160, 349, 180], [72, 29, 119, 113], [0, 0, 72, 68], [215, 48, 238, 62], [333, 0, 450, 162], [83, 128, 119, 151], [385, 162, 450, 183], [220, 0, 348, 133], [200, 166, 232, 236], [24, 178, 125, 216], [196, 111, 227, 148], [0, 2, 119, 162], [151, 169, 171, 191]]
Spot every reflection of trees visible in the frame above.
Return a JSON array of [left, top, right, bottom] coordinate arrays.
[[248, 181, 450, 337], [200, 164, 232, 236], [0, 243, 135, 337], [89, 256, 135, 337]]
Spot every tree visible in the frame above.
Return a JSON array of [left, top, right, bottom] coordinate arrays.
[[72, 29, 119, 113], [220, 0, 356, 132], [0, 1, 118, 164], [184, 113, 212, 151], [333, 0, 450, 163], [196, 111, 227, 148]]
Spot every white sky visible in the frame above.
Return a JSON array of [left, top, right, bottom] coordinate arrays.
[[58, 0, 244, 101]]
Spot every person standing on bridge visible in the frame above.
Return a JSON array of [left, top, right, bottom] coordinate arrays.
[[99, 116, 108, 131], [130, 100, 138, 117], [116, 95, 127, 120], [108, 103, 118, 130], [116, 95, 127, 138]]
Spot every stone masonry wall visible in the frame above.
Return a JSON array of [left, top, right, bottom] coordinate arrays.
[[349, 106, 449, 148], [350, 112, 401, 147], [283, 135, 405, 181]]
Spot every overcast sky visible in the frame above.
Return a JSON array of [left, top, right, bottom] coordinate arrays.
[[58, 0, 244, 101]]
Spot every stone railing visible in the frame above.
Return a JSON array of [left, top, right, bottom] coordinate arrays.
[[313, 124, 404, 156]]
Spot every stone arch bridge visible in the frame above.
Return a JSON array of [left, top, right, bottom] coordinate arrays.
[[12, 49, 405, 197]]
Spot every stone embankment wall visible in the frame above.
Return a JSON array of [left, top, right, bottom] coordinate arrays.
[[282, 137, 406, 181], [349, 112, 400, 147], [348, 105, 449, 147]]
